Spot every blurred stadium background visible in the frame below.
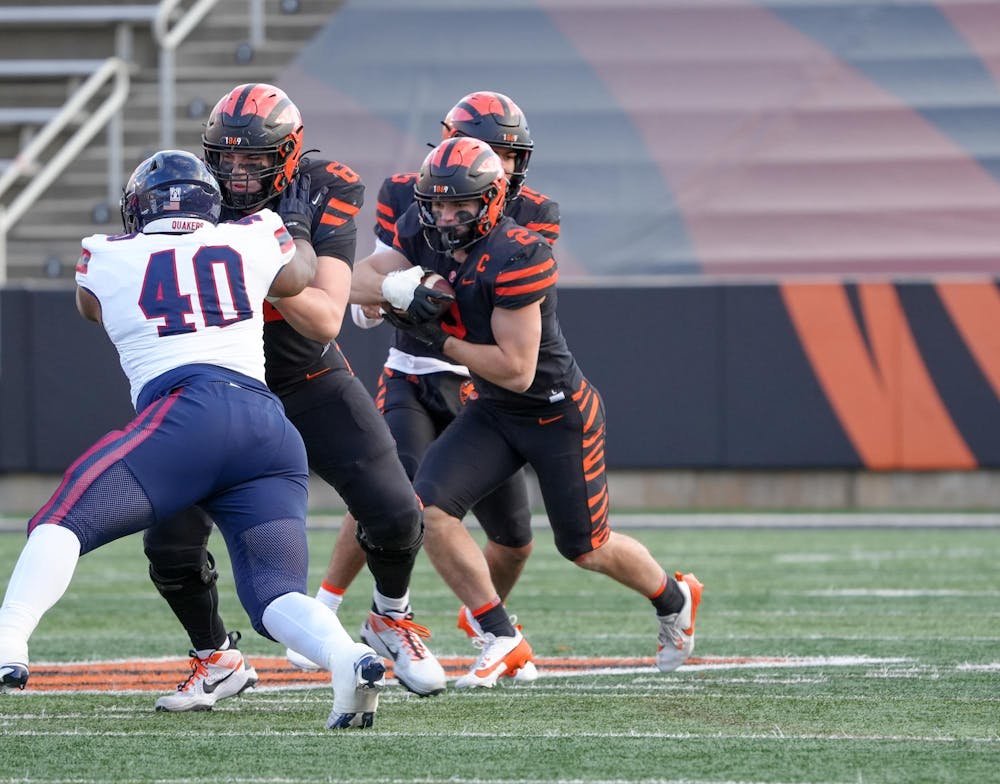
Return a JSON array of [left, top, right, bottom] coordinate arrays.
[[1, 0, 998, 514]]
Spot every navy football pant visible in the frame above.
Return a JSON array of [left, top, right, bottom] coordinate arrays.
[[144, 366, 423, 643], [33, 379, 309, 639]]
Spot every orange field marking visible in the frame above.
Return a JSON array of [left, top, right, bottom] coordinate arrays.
[[18, 655, 789, 693]]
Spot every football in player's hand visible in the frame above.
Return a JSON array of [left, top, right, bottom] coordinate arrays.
[[420, 271, 455, 300], [385, 269, 455, 323]]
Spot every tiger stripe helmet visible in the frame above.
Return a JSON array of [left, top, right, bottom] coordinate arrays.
[[442, 91, 533, 199], [202, 83, 304, 211], [414, 137, 508, 253]]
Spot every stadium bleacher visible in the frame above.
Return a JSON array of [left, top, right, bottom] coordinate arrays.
[[0, 0, 336, 281]]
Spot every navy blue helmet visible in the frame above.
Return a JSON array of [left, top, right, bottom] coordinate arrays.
[[120, 150, 222, 233]]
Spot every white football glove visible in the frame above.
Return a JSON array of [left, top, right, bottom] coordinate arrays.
[[380, 266, 425, 311], [350, 302, 383, 329]]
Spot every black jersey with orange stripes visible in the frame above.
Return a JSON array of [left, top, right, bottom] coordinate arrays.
[[509, 185, 560, 244], [374, 172, 419, 248], [374, 173, 560, 248], [222, 157, 365, 396], [394, 209, 583, 407]]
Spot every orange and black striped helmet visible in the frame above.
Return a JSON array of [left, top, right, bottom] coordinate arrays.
[[414, 137, 508, 253], [441, 91, 533, 199], [202, 83, 304, 211]]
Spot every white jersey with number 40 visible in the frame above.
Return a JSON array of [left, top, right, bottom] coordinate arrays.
[[76, 208, 295, 407]]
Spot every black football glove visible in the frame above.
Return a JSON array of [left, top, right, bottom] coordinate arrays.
[[405, 282, 455, 323], [276, 172, 313, 241], [383, 309, 450, 352]]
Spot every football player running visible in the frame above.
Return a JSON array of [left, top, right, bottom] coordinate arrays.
[[142, 84, 445, 711], [0, 151, 385, 729], [350, 137, 704, 687], [287, 92, 558, 683]]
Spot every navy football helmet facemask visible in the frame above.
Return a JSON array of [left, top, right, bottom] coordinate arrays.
[[120, 150, 222, 233]]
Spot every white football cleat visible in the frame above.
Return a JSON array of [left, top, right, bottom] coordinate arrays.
[[457, 605, 485, 639], [656, 572, 704, 673], [458, 605, 539, 684], [155, 647, 251, 712], [229, 632, 258, 691], [326, 643, 386, 730], [361, 610, 446, 696], [455, 629, 533, 689], [511, 660, 539, 683]]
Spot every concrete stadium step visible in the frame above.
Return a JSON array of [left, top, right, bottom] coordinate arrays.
[[4, 0, 344, 280]]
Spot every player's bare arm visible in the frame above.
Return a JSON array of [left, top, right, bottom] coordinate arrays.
[[75, 286, 101, 323], [268, 242, 318, 300], [444, 300, 542, 393], [269, 254, 351, 343]]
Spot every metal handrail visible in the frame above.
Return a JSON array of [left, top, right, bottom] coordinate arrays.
[[0, 57, 130, 284], [154, 0, 219, 149], [0, 0, 269, 281]]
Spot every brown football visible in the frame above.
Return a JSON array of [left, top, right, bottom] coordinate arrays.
[[385, 270, 455, 320], [421, 271, 455, 299]]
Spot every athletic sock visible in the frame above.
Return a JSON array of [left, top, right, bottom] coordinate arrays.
[[649, 572, 685, 616], [195, 634, 230, 660], [473, 599, 516, 638], [373, 589, 409, 618], [316, 582, 345, 614]]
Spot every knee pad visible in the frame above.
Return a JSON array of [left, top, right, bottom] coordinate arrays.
[[354, 512, 423, 561], [148, 550, 219, 596], [482, 526, 534, 550]]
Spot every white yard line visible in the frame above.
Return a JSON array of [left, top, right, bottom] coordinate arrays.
[[3, 512, 1000, 534], [0, 728, 996, 744]]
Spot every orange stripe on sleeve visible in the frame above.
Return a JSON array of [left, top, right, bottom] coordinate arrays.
[[496, 276, 556, 297], [496, 258, 555, 282], [325, 196, 360, 216], [527, 222, 560, 236]]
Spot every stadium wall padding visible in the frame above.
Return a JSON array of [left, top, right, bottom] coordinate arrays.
[[0, 282, 996, 474], [283, 0, 1000, 281]]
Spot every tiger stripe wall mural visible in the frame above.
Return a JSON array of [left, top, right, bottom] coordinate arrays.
[[1, 1, 997, 474]]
